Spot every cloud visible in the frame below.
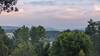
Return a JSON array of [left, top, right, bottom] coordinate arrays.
[[0, 0, 100, 30], [30, 0, 93, 6], [94, 5, 100, 11], [29, 5, 90, 20]]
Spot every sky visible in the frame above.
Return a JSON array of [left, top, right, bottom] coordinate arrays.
[[0, 0, 100, 30]]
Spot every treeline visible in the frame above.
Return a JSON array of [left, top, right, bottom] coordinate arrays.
[[0, 19, 99, 56], [85, 19, 100, 56]]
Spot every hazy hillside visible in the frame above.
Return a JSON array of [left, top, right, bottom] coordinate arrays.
[[46, 31, 60, 41]]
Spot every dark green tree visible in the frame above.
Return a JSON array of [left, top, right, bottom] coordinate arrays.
[[30, 26, 37, 42], [49, 32, 92, 56], [13, 25, 30, 43], [30, 25, 49, 56], [12, 25, 38, 56], [36, 26, 46, 39], [44, 42, 50, 56], [11, 41, 37, 56], [85, 19, 100, 56], [0, 26, 13, 56], [30, 26, 46, 43], [85, 19, 96, 36]]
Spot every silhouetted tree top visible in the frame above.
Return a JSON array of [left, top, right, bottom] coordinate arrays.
[[0, 0, 17, 5], [0, 0, 18, 13]]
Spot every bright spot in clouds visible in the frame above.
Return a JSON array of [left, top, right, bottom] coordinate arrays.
[[94, 5, 100, 11]]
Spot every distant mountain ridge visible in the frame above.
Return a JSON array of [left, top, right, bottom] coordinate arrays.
[[1, 26, 59, 33], [2, 26, 84, 41], [1, 26, 60, 41], [1, 26, 19, 33], [45, 27, 58, 31]]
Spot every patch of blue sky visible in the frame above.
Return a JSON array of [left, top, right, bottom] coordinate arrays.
[[95, 0, 100, 5]]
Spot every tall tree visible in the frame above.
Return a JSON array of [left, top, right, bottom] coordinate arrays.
[[85, 19, 96, 36], [30, 26, 37, 42], [30, 26, 49, 56], [0, 26, 12, 56], [30, 25, 46, 43], [85, 19, 100, 56], [12, 25, 38, 56], [14, 25, 30, 43], [36, 26, 46, 39]]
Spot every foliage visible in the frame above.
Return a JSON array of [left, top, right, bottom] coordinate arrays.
[[12, 25, 50, 56], [0, 26, 13, 56], [13, 25, 30, 43], [85, 19, 100, 56], [85, 19, 96, 36], [30, 25, 49, 56], [0, 0, 18, 13], [30, 26, 37, 42], [79, 49, 85, 56], [49, 32, 92, 56], [0, 25, 94, 56], [11, 41, 37, 56], [12, 26, 39, 56], [30, 26, 46, 43]]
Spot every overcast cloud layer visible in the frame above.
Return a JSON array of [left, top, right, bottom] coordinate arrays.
[[0, 0, 100, 30]]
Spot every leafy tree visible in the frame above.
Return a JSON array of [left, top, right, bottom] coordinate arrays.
[[13, 25, 30, 43], [85, 19, 96, 36], [12, 25, 38, 56], [36, 26, 47, 56], [36, 26, 46, 39], [0, 0, 18, 13], [11, 41, 37, 56], [30, 26, 37, 42], [43, 41, 50, 56], [12, 25, 49, 56], [30, 26, 46, 43], [30, 26, 49, 56], [85, 19, 100, 56], [0, 26, 13, 56], [49, 32, 92, 56]]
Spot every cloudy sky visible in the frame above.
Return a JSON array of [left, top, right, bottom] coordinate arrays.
[[0, 0, 100, 30]]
